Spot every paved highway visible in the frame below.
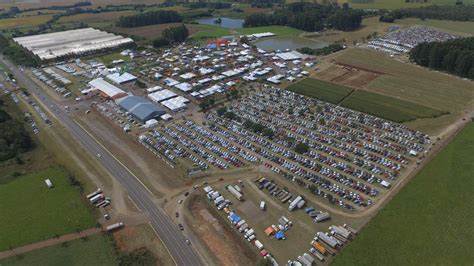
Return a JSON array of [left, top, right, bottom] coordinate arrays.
[[1, 57, 203, 266]]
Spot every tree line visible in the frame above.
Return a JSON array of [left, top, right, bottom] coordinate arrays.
[[297, 43, 344, 56], [152, 24, 189, 48], [185, 2, 231, 9], [409, 37, 474, 79], [243, 3, 363, 32], [0, 101, 34, 162], [381, 5, 474, 22], [117, 10, 182, 28]]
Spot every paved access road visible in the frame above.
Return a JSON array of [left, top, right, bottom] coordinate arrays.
[[1, 56, 202, 266]]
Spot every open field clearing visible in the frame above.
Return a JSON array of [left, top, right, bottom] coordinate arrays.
[[0, 167, 96, 251], [331, 48, 474, 134], [340, 90, 447, 123], [58, 10, 138, 23], [0, 15, 52, 29], [0, 234, 117, 265], [396, 18, 474, 36], [307, 16, 393, 44], [190, 24, 232, 40], [113, 23, 204, 41], [113, 224, 174, 266], [287, 78, 353, 104], [333, 123, 474, 265], [185, 194, 258, 265]]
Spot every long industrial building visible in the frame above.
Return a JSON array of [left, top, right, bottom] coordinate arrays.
[[13, 28, 134, 61]]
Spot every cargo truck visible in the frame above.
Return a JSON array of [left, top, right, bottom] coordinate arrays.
[[297, 255, 312, 266], [255, 240, 264, 250], [343, 224, 358, 235], [309, 248, 325, 261], [316, 232, 338, 249], [203, 186, 213, 193], [106, 222, 123, 231], [281, 194, 292, 203], [86, 188, 102, 199], [90, 193, 104, 204], [330, 225, 352, 239], [303, 253, 315, 264], [314, 212, 330, 223], [239, 223, 248, 232], [226, 185, 243, 201], [311, 240, 326, 255], [289, 196, 303, 211]]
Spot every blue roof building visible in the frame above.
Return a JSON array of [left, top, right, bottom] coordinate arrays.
[[117, 96, 166, 123]]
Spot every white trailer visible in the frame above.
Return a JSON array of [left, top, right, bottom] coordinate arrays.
[[255, 240, 264, 250], [233, 185, 242, 193], [330, 225, 352, 239], [89, 193, 104, 204], [106, 222, 123, 231], [260, 201, 266, 211], [236, 220, 246, 228], [239, 223, 248, 232], [297, 255, 312, 266], [214, 196, 224, 205], [296, 199, 306, 209], [44, 179, 53, 188], [288, 196, 302, 211], [316, 232, 338, 249], [227, 185, 243, 201], [245, 228, 255, 237], [86, 188, 102, 199], [303, 253, 315, 264], [314, 212, 330, 223]]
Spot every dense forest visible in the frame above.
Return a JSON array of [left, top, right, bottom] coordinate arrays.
[[153, 24, 189, 48], [117, 10, 182, 28], [0, 101, 34, 162], [393, 5, 474, 21], [410, 37, 474, 79], [243, 3, 363, 32], [297, 43, 344, 56]]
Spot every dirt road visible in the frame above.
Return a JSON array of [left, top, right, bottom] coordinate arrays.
[[0, 228, 100, 260]]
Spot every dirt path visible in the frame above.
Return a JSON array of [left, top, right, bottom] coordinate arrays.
[[0, 228, 101, 260]]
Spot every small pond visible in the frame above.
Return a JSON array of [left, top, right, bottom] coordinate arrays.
[[197, 17, 244, 29]]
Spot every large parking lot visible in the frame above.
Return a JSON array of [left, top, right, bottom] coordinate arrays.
[[143, 85, 430, 213]]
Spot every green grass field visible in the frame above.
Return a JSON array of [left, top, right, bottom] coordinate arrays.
[[0, 167, 96, 251], [0, 234, 117, 266], [190, 24, 232, 40], [287, 78, 354, 104], [333, 122, 474, 265], [333, 48, 474, 134], [340, 90, 446, 123], [96, 52, 131, 66]]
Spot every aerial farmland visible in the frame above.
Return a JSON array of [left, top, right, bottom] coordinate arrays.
[[0, 0, 473, 265]]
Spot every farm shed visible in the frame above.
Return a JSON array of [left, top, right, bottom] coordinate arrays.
[[88, 78, 127, 100], [13, 28, 133, 61], [106, 72, 137, 84], [161, 96, 190, 111], [117, 96, 166, 123], [148, 89, 177, 102]]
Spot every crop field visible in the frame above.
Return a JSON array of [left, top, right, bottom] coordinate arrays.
[[0, 15, 52, 29], [332, 48, 474, 134], [287, 78, 353, 104], [340, 90, 446, 123], [0, 234, 117, 265], [58, 10, 138, 23], [314, 63, 382, 88], [333, 123, 474, 265], [0, 167, 96, 251]]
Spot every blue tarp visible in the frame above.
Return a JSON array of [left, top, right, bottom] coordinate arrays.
[[207, 43, 217, 49], [229, 213, 241, 223], [275, 231, 285, 240]]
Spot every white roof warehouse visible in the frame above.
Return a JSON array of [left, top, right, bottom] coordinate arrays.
[[13, 28, 134, 61]]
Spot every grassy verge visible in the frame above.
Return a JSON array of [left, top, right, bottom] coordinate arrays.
[[333, 123, 474, 265], [340, 90, 447, 123], [287, 77, 353, 104], [0, 167, 96, 251], [0, 234, 117, 265]]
